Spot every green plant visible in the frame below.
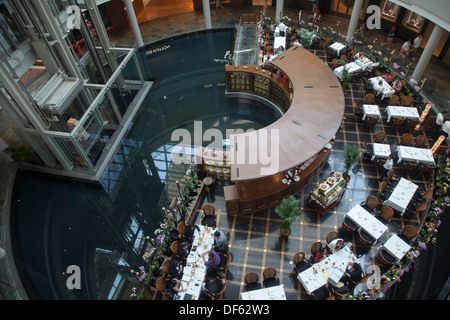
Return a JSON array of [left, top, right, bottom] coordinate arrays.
[[339, 60, 352, 89], [4, 141, 40, 164], [299, 28, 316, 50], [274, 195, 301, 233], [343, 144, 366, 177]]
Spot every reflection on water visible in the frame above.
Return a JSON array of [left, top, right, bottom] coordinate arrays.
[[11, 29, 280, 299]]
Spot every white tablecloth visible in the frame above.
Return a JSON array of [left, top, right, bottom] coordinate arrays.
[[355, 57, 375, 70], [346, 204, 388, 241], [329, 42, 346, 55], [371, 143, 391, 161], [240, 284, 286, 300], [386, 106, 420, 123], [396, 146, 435, 166], [382, 234, 411, 261], [362, 104, 380, 121], [334, 62, 362, 80], [369, 77, 395, 100], [383, 178, 418, 215], [177, 225, 216, 300], [298, 247, 357, 294], [274, 36, 286, 50]]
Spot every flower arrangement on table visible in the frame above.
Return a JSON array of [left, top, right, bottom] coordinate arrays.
[[352, 151, 449, 300]]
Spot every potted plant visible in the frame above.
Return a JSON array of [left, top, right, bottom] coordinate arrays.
[[343, 144, 366, 182], [275, 195, 302, 237], [339, 60, 352, 90], [4, 141, 40, 164]]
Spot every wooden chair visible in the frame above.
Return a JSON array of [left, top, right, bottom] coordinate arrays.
[[391, 117, 405, 127], [153, 276, 168, 300], [420, 163, 437, 176], [357, 228, 375, 246], [378, 249, 397, 267], [171, 240, 180, 257], [177, 221, 186, 240], [311, 241, 322, 256], [326, 231, 339, 244], [403, 95, 414, 107], [374, 131, 386, 143], [201, 204, 217, 227], [377, 206, 394, 223], [353, 103, 364, 121], [244, 272, 261, 292], [332, 58, 340, 68], [401, 160, 418, 172], [262, 267, 280, 288], [161, 259, 171, 278], [379, 180, 393, 201], [293, 252, 311, 274], [361, 195, 380, 211], [311, 286, 331, 300], [366, 116, 379, 125], [399, 225, 418, 243], [340, 54, 348, 62], [341, 215, 358, 232], [388, 94, 399, 105], [364, 93, 375, 104], [407, 119, 420, 129], [414, 135, 427, 148], [399, 133, 413, 146]]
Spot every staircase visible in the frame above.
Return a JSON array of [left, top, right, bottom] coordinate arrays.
[[233, 13, 259, 66]]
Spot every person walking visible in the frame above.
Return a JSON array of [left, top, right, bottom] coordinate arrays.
[[411, 34, 422, 59], [381, 26, 395, 49], [395, 39, 411, 62]]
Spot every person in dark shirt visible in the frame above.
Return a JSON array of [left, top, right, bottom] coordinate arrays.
[[169, 259, 183, 279]]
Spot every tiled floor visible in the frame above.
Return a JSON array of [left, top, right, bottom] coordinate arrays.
[[186, 47, 433, 300]]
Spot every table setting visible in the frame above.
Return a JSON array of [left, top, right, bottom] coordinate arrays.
[[362, 104, 381, 122], [369, 76, 395, 100], [386, 106, 420, 123], [346, 204, 388, 241], [381, 234, 411, 261], [240, 284, 287, 300], [383, 178, 418, 215], [396, 146, 435, 166], [329, 42, 346, 55], [177, 225, 216, 300]]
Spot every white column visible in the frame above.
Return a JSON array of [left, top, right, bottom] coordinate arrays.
[[124, 0, 144, 47], [412, 24, 444, 82], [202, 0, 212, 29], [346, 0, 364, 43], [276, 0, 284, 24]]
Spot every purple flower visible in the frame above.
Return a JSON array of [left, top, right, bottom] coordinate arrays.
[[418, 241, 427, 250]]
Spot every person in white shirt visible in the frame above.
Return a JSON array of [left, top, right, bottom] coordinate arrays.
[[433, 111, 447, 138], [411, 35, 422, 58], [396, 40, 411, 61], [379, 155, 393, 181], [278, 20, 286, 37]]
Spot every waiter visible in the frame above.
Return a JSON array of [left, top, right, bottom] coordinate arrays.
[[278, 20, 286, 37]]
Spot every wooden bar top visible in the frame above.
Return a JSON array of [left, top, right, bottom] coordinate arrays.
[[229, 46, 345, 181]]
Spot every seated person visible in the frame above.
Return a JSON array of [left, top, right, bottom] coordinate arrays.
[[392, 78, 403, 92], [327, 238, 345, 253], [312, 250, 324, 263], [353, 51, 362, 61], [344, 262, 364, 288], [213, 230, 228, 252], [169, 259, 184, 279], [276, 46, 285, 55], [202, 249, 221, 269], [177, 242, 189, 263], [184, 224, 201, 243], [382, 73, 393, 83], [163, 278, 184, 300]]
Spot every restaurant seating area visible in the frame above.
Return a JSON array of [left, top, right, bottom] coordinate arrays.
[[143, 41, 446, 300]]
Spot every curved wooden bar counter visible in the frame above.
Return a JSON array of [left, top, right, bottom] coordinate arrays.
[[198, 46, 345, 214]]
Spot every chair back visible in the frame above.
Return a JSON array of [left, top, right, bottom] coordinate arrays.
[[379, 206, 394, 222], [391, 118, 405, 127], [245, 272, 259, 285], [340, 54, 348, 62], [379, 180, 388, 192], [389, 94, 399, 105], [155, 276, 167, 291], [311, 241, 322, 255], [401, 225, 418, 241], [171, 240, 180, 256], [400, 133, 413, 145], [366, 117, 379, 125], [177, 221, 186, 235], [366, 195, 380, 210], [403, 95, 414, 106], [374, 131, 386, 143], [403, 161, 418, 170], [326, 231, 338, 244], [414, 135, 427, 147], [294, 252, 306, 265], [161, 259, 171, 275], [420, 190, 433, 200], [415, 202, 427, 212], [364, 93, 375, 104], [263, 267, 277, 280], [202, 204, 216, 216], [386, 169, 394, 181]]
